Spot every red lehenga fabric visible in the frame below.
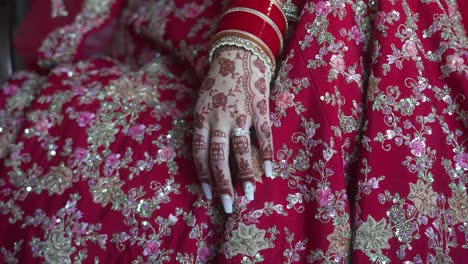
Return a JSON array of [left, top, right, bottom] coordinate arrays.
[[0, 0, 467, 263]]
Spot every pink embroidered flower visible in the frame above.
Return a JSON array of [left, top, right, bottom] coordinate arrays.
[[2, 83, 19, 95], [128, 124, 146, 139], [143, 240, 160, 256], [316, 187, 334, 207], [168, 214, 178, 225], [74, 148, 88, 161], [72, 86, 87, 96], [330, 54, 346, 72], [403, 40, 418, 58], [306, 127, 316, 139], [156, 6, 171, 17], [159, 146, 176, 162], [275, 92, 295, 110], [410, 138, 426, 157], [315, 1, 332, 16], [35, 119, 52, 134], [454, 152, 468, 170], [71, 223, 88, 235], [367, 178, 380, 189], [446, 54, 464, 71], [185, 3, 202, 18], [77, 111, 95, 127], [197, 246, 212, 262], [376, 12, 386, 28], [448, 4, 456, 17], [351, 26, 362, 44], [105, 154, 120, 169]]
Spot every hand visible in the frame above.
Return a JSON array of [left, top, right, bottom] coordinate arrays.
[[193, 46, 274, 213]]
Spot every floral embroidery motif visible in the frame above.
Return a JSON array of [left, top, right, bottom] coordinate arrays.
[[40, 164, 73, 195], [1, 240, 22, 264], [24, 194, 108, 263], [407, 179, 437, 217], [38, 0, 116, 68], [355, 216, 393, 262], [0, 0, 466, 263], [224, 223, 274, 258]]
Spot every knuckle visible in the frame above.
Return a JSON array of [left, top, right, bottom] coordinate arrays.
[[211, 111, 225, 122]]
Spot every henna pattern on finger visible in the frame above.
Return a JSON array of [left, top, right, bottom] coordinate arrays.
[[210, 142, 226, 161], [233, 136, 250, 155], [195, 159, 210, 183], [194, 113, 205, 129], [235, 114, 247, 129], [211, 130, 227, 138], [256, 99, 268, 115], [213, 165, 232, 196], [239, 158, 254, 175], [260, 121, 271, 138], [254, 77, 267, 94], [239, 158, 255, 182], [193, 134, 207, 151], [262, 144, 273, 161]]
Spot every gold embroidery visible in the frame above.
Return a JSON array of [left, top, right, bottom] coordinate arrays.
[[38, 0, 115, 68]]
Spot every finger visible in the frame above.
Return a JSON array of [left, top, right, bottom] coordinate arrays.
[[253, 99, 274, 178], [209, 129, 234, 213], [193, 127, 212, 200], [232, 131, 256, 201]]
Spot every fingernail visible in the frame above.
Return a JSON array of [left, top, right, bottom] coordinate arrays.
[[243, 182, 255, 201], [201, 183, 212, 200], [221, 194, 233, 213], [264, 161, 273, 178]]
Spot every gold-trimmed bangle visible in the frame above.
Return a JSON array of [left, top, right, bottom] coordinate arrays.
[[209, 35, 274, 78], [211, 29, 276, 70]]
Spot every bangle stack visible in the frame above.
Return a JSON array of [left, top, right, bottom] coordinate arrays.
[[209, 0, 288, 77]]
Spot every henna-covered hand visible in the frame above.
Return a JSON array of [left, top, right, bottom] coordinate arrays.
[[193, 46, 274, 213]]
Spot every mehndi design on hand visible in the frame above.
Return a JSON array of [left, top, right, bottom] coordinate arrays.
[[193, 46, 274, 213]]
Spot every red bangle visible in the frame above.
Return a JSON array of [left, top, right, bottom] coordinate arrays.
[[227, 0, 287, 35], [216, 11, 282, 59], [222, 7, 284, 52], [229, 0, 285, 11]]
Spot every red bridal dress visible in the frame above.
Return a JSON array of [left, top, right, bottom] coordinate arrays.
[[0, 0, 467, 263]]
